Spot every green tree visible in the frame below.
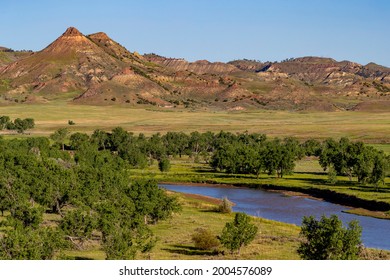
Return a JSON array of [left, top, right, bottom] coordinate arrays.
[[327, 165, 338, 185], [110, 127, 130, 151], [369, 153, 390, 190], [302, 139, 322, 157], [0, 116, 11, 130], [50, 128, 70, 151], [60, 208, 98, 247], [103, 227, 156, 260], [298, 215, 362, 260], [69, 132, 90, 150], [13, 118, 34, 134], [263, 138, 299, 178], [158, 157, 171, 172], [219, 212, 258, 254], [0, 226, 67, 260], [10, 201, 44, 229], [163, 131, 189, 158], [91, 129, 110, 150]]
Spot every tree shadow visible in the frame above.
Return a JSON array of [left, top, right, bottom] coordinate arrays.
[[294, 171, 327, 175], [349, 186, 390, 193], [162, 244, 219, 256], [284, 176, 328, 185], [74, 256, 95, 260]]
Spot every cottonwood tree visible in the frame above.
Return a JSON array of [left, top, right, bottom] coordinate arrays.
[[0, 226, 67, 260], [369, 153, 390, 190], [298, 215, 362, 260], [50, 128, 70, 151]]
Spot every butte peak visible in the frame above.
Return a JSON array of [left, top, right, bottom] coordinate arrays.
[[62, 27, 83, 37]]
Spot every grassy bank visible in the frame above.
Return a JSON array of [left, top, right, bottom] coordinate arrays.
[[2, 185, 389, 260], [130, 157, 390, 219], [147, 192, 301, 260], [58, 192, 301, 260], [61, 191, 389, 260]]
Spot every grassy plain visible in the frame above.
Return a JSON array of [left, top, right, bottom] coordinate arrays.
[[0, 101, 389, 144]]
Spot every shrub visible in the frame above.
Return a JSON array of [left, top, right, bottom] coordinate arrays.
[[158, 158, 171, 172], [217, 197, 233, 213], [219, 212, 258, 254], [191, 228, 220, 250]]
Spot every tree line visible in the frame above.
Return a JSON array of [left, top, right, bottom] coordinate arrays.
[[54, 128, 389, 187], [0, 115, 35, 134]]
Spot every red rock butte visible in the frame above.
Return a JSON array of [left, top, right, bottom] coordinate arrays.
[[62, 27, 83, 37]]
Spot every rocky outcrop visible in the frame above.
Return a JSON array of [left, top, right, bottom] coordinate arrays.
[[145, 54, 238, 74], [0, 27, 125, 93], [228, 59, 271, 72]]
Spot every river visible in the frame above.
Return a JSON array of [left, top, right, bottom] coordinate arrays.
[[160, 183, 390, 251]]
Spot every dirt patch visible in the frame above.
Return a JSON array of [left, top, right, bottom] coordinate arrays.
[[181, 193, 222, 205]]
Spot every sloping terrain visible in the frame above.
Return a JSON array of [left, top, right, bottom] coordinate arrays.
[[1, 27, 389, 111]]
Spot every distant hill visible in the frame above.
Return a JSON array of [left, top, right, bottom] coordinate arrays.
[[0, 47, 31, 69], [1, 27, 389, 111]]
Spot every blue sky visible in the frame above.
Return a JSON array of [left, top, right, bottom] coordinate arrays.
[[2, 0, 390, 66]]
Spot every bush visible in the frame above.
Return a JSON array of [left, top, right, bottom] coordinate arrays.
[[217, 197, 233, 213], [158, 158, 171, 172], [191, 228, 220, 250]]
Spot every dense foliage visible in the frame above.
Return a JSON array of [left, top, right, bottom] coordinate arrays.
[[298, 215, 362, 260], [0, 115, 35, 134], [319, 138, 389, 188], [0, 135, 180, 259]]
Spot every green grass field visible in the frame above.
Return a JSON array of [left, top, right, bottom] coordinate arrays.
[[146, 192, 301, 260], [1, 101, 390, 144]]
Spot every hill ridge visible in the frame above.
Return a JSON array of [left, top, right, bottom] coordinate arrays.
[[0, 27, 389, 111]]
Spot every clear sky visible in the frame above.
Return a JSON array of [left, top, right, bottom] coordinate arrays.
[[1, 0, 389, 66]]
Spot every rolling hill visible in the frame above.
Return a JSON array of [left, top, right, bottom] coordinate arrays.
[[1, 27, 389, 111]]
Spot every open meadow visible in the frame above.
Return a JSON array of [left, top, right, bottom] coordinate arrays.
[[1, 101, 390, 144]]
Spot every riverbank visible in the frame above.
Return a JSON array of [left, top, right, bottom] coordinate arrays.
[[162, 180, 390, 220], [131, 159, 390, 220], [150, 191, 390, 260]]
